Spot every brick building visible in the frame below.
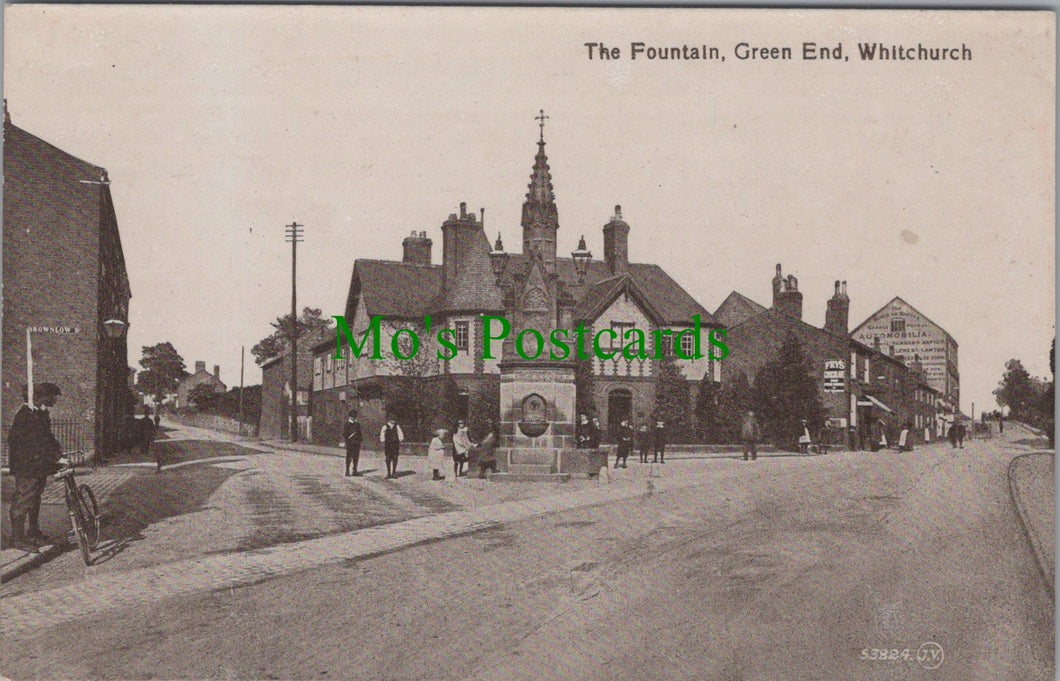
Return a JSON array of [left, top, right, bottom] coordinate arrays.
[[310, 124, 720, 447], [720, 267, 943, 449], [2, 106, 132, 459], [176, 361, 227, 408]]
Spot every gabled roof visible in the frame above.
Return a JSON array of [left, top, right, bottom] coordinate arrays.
[[713, 291, 767, 328], [345, 259, 444, 320], [500, 255, 715, 326], [851, 296, 957, 346], [572, 273, 667, 326]]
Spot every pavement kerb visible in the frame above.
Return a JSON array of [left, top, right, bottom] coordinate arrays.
[[0, 543, 64, 584], [1007, 451, 1055, 600], [0, 460, 773, 641]]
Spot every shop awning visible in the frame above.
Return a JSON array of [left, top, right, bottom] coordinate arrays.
[[861, 394, 894, 413]]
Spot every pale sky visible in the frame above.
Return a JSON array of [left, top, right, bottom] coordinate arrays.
[[3, 6, 1055, 415]]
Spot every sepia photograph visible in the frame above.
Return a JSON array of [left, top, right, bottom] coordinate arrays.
[[0, 6, 1055, 679]]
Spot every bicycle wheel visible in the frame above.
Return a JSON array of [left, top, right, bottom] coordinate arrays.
[[77, 484, 101, 548], [66, 487, 93, 565]]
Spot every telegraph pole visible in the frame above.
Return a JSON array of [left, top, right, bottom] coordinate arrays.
[[238, 345, 245, 436], [285, 221, 304, 442]]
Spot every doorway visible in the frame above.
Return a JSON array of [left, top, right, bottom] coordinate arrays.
[[608, 389, 633, 441]]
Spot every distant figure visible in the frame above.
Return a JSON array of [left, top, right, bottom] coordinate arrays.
[[741, 410, 761, 461], [952, 421, 966, 449], [652, 419, 667, 464], [427, 428, 448, 481], [872, 420, 888, 452], [477, 431, 498, 479], [452, 420, 475, 478], [8, 383, 63, 550], [615, 418, 633, 469], [637, 423, 652, 463], [139, 406, 158, 471], [343, 410, 363, 476], [577, 413, 605, 479], [153, 405, 161, 430], [897, 421, 912, 452], [379, 418, 404, 479], [798, 419, 812, 454], [998, 413, 1004, 434]]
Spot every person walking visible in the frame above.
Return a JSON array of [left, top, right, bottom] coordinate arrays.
[[452, 420, 475, 478], [872, 419, 888, 452], [615, 418, 633, 469], [379, 418, 404, 479], [652, 418, 667, 464], [427, 428, 448, 481], [343, 410, 363, 476], [741, 410, 761, 461], [8, 383, 63, 550], [998, 412, 1004, 434], [797, 419, 812, 454]]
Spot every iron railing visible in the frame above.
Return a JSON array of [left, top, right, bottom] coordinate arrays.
[[0, 420, 86, 468]]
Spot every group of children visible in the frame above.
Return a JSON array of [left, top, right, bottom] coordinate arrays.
[[577, 413, 669, 470], [427, 420, 498, 481]]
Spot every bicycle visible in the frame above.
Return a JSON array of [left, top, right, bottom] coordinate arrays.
[[54, 451, 100, 565]]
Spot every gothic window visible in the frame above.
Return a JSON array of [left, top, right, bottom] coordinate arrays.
[[523, 287, 549, 311], [455, 321, 469, 351]]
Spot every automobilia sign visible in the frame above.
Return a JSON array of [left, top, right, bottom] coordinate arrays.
[[332, 314, 728, 363]]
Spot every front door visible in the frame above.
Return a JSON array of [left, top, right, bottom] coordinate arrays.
[[608, 389, 632, 442]]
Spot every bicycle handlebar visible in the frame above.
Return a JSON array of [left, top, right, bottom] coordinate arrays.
[[61, 450, 87, 467]]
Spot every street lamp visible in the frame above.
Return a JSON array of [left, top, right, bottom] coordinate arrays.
[[102, 318, 128, 339], [571, 235, 592, 281], [489, 233, 509, 279]]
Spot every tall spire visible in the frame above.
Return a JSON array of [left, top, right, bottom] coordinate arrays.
[[522, 110, 559, 268]]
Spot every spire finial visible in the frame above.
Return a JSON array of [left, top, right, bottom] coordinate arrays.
[[535, 109, 549, 143]]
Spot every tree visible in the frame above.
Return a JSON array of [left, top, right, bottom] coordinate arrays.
[[694, 373, 723, 444], [752, 334, 824, 448], [252, 307, 335, 366], [135, 342, 188, 403], [993, 359, 1044, 422], [468, 378, 501, 441], [575, 355, 597, 419], [653, 352, 692, 443], [717, 371, 754, 443], [188, 383, 220, 411]]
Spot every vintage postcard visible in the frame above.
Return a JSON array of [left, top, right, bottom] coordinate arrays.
[[1, 6, 1054, 680]]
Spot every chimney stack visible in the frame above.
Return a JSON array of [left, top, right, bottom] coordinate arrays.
[[602, 204, 630, 275], [402, 230, 433, 266], [213, 365, 220, 379], [195, 361, 206, 374], [771, 264, 803, 320], [824, 279, 850, 335]]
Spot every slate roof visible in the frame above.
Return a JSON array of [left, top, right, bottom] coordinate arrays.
[[345, 259, 444, 320], [714, 291, 767, 328]]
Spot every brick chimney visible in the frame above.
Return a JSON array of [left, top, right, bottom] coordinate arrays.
[[402, 230, 433, 266], [213, 365, 220, 379], [195, 360, 206, 374], [442, 202, 477, 285], [824, 280, 850, 335], [603, 205, 630, 275], [771, 264, 803, 320]]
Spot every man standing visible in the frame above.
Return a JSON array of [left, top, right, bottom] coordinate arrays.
[[8, 383, 63, 550], [615, 418, 633, 469], [953, 420, 966, 449], [379, 417, 404, 479], [343, 409, 363, 476], [741, 410, 761, 461], [652, 418, 667, 464]]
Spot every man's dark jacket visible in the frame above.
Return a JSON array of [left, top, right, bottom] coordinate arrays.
[[8, 405, 62, 477]]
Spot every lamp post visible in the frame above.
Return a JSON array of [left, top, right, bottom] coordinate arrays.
[[571, 235, 593, 282], [489, 233, 509, 280]]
